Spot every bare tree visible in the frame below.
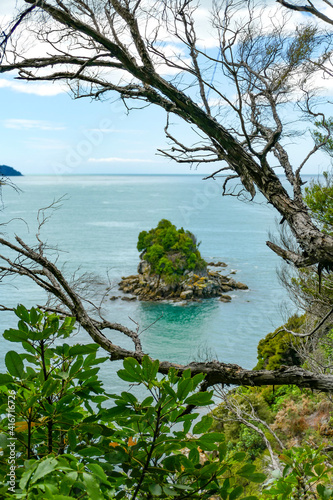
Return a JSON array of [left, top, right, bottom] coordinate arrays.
[[1, 1, 333, 390], [215, 387, 285, 470]]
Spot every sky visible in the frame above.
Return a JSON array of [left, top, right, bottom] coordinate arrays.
[[0, 1, 333, 176]]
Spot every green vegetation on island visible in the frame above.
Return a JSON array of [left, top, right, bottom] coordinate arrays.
[[137, 219, 206, 281], [118, 219, 248, 302]]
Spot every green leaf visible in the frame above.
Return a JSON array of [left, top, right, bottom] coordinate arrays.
[[79, 446, 104, 457], [3, 329, 29, 343], [163, 485, 177, 496], [75, 367, 99, 381], [29, 307, 41, 326], [189, 448, 200, 464], [122, 357, 142, 382], [314, 463, 326, 476], [31, 457, 58, 484], [177, 378, 193, 400], [0, 374, 14, 385], [191, 372, 205, 389], [67, 429, 77, 450], [105, 448, 128, 464], [229, 485, 243, 500], [199, 432, 225, 443], [83, 472, 103, 500], [149, 484, 163, 496], [162, 382, 177, 400], [184, 391, 213, 406], [42, 378, 60, 397], [68, 344, 99, 356], [5, 351, 24, 378], [142, 355, 159, 382], [117, 369, 141, 383], [141, 396, 154, 407], [317, 484, 333, 500], [102, 405, 129, 418], [22, 341, 37, 354], [173, 484, 194, 491], [199, 462, 219, 477], [237, 463, 256, 475], [69, 356, 83, 376], [193, 415, 213, 434], [241, 472, 266, 483], [15, 304, 30, 323], [88, 463, 108, 483], [119, 391, 137, 405], [182, 368, 192, 379]]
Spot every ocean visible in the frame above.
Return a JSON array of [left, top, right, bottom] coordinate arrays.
[[0, 175, 295, 394]]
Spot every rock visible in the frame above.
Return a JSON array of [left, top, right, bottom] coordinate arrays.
[[137, 260, 150, 274], [118, 258, 247, 303], [219, 295, 232, 302], [180, 290, 194, 300], [121, 296, 137, 301], [234, 281, 249, 290], [207, 261, 227, 267], [109, 295, 119, 301]]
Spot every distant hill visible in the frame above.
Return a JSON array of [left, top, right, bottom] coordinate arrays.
[[0, 165, 23, 176]]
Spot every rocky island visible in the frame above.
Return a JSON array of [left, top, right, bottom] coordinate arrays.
[[116, 219, 248, 303]]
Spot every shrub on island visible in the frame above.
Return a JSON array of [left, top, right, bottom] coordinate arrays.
[[137, 219, 207, 281]]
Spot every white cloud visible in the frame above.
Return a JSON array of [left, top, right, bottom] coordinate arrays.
[[4, 119, 65, 130], [88, 157, 157, 163], [0, 78, 66, 96]]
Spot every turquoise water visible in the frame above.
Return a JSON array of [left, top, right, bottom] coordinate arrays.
[[0, 175, 292, 393]]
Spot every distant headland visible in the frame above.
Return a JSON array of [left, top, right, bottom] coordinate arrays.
[[0, 165, 23, 176]]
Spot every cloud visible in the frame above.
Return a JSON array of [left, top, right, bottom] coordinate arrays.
[[88, 157, 157, 163], [4, 119, 65, 130], [0, 78, 66, 96]]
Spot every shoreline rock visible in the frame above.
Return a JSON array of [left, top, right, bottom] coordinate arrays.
[[116, 260, 248, 303]]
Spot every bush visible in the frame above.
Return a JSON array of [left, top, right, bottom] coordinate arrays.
[[137, 219, 206, 280], [0, 306, 266, 499], [254, 315, 305, 371]]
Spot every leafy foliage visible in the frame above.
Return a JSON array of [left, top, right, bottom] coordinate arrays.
[[254, 315, 305, 371], [137, 219, 206, 280], [304, 171, 333, 234], [0, 306, 265, 499], [262, 445, 333, 500]]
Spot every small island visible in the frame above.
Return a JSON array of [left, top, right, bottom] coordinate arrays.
[[0, 165, 23, 176], [117, 219, 248, 302]]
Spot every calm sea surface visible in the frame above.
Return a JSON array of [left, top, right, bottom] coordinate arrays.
[[0, 175, 295, 393]]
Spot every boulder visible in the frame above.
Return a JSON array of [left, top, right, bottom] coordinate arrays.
[[234, 281, 248, 290], [219, 295, 232, 302], [180, 290, 194, 300], [137, 260, 150, 275]]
